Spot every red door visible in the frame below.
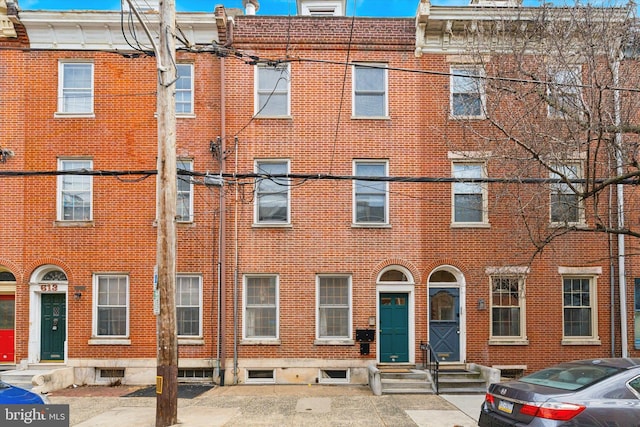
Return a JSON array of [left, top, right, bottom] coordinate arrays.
[[0, 295, 15, 363]]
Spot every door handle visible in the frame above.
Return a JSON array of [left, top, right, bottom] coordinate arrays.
[[52, 318, 58, 331]]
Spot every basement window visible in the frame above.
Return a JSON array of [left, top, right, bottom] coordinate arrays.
[[246, 369, 275, 384], [318, 369, 349, 384], [178, 369, 214, 382]]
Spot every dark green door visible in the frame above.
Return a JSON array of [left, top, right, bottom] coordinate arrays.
[[379, 293, 409, 363], [41, 294, 66, 361]]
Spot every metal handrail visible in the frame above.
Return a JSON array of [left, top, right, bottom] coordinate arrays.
[[420, 341, 440, 394]]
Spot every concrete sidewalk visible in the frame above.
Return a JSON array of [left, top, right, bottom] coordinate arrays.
[[47, 384, 484, 426]]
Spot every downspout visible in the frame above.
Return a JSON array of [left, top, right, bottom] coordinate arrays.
[[233, 136, 239, 385], [218, 58, 227, 384]]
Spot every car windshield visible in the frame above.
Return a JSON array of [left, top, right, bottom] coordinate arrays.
[[520, 363, 621, 391]]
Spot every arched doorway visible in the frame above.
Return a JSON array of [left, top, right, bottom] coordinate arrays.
[[428, 267, 466, 363]]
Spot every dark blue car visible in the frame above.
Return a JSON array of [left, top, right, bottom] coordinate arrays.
[[0, 380, 48, 404]]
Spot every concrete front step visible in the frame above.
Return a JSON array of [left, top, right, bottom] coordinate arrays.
[[380, 369, 433, 395], [0, 370, 53, 389]]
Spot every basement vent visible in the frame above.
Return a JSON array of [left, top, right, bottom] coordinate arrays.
[[178, 369, 214, 381], [500, 368, 525, 379], [246, 369, 275, 384], [319, 369, 349, 384], [98, 368, 125, 379]]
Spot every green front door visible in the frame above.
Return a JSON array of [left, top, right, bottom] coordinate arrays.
[[379, 293, 409, 363], [41, 294, 66, 361]]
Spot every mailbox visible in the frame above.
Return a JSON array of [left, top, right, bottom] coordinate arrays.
[[355, 329, 375, 342], [359, 343, 370, 355]]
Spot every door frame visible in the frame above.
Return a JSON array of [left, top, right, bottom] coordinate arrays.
[[427, 266, 466, 364], [376, 284, 415, 364]]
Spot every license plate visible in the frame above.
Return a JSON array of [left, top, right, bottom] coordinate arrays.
[[497, 399, 514, 414]]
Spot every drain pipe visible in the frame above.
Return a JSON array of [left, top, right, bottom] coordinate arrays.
[[233, 136, 239, 385], [218, 57, 227, 385]]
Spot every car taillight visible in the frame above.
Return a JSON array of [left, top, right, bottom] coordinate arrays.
[[485, 393, 495, 405], [520, 401, 586, 421]]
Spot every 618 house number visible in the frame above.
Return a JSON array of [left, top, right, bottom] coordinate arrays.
[[40, 284, 58, 292]]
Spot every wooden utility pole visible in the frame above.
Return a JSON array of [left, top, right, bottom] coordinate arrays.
[[155, 0, 178, 425]]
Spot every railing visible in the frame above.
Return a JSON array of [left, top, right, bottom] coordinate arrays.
[[420, 341, 440, 394]]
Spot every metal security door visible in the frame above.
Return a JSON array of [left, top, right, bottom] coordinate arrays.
[[379, 293, 409, 363], [41, 294, 66, 361], [429, 288, 460, 362]]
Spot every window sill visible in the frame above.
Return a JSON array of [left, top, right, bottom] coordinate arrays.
[[240, 339, 281, 345], [549, 222, 588, 229], [252, 223, 292, 228], [55, 220, 94, 228], [450, 222, 490, 229], [350, 116, 390, 120], [88, 338, 131, 345], [178, 338, 204, 345], [488, 339, 529, 346], [253, 115, 292, 120], [449, 115, 486, 120], [561, 338, 601, 346], [177, 113, 196, 119], [54, 112, 95, 119], [314, 339, 354, 346], [351, 223, 391, 228]]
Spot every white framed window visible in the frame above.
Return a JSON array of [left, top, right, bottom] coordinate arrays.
[[353, 160, 388, 225], [255, 160, 290, 225], [353, 63, 388, 117], [57, 159, 92, 222], [452, 162, 487, 224], [490, 276, 526, 341], [550, 163, 583, 225], [450, 66, 485, 118], [176, 275, 202, 337], [255, 63, 290, 117], [177, 159, 194, 222], [93, 275, 128, 337], [243, 275, 278, 340], [176, 63, 194, 115], [562, 275, 598, 342], [547, 66, 583, 118], [58, 61, 94, 115], [300, 1, 344, 16], [317, 275, 352, 340]]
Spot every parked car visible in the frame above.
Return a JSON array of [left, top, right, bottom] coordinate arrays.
[[478, 358, 640, 426], [0, 380, 48, 404]]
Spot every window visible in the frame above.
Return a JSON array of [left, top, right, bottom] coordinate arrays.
[[452, 162, 486, 224], [58, 62, 93, 114], [176, 275, 201, 337], [548, 66, 582, 118], [490, 276, 525, 340], [244, 276, 278, 339], [255, 64, 290, 116], [94, 275, 128, 337], [317, 276, 351, 339], [635, 279, 640, 348], [176, 64, 194, 115], [353, 161, 388, 224], [58, 159, 92, 221], [563, 276, 597, 341], [550, 163, 582, 224], [451, 66, 484, 118], [255, 160, 290, 224], [177, 159, 193, 222], [353, 63, 387, 117]]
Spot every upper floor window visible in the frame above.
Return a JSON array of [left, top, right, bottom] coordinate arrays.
[[58, 159, 92, 222], [94, 274, 128, 337], [451, 66, 485, 118], [58, 62, 93, 115], [490, 276, 526, 341], [353, 64, 388, 118], [177, 159, 194, 222], [452, 162, 486, 224], [255, 64, 290, 117], [255, 160, 290, 225], [550, 163, 582, 225], [176, 275, 202, 337], [244, 275, 278, 340], [176, 64, 194, 115], [353, 160, 388, 225], [548, 66, 582, 118], [317, 276, 351, 340]]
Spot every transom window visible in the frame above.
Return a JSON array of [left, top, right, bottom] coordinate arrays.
[[255, 160, 290, 224], [58, 62, 93, 114], [94, 275, 128, 337], [176, 275, 201, 337], [244, 276, 278, 339], [176, 64, 194, 115], [452, 162, 486, 224], [177, 159, 194, 222], [451, 66, 485, 118], [550, 163, 582, 224], [58, 159, 92, 222], [490, 276, 525, 339], [353, 160, 388, 225], [255, 64, 290, 117], [317, 276, 351, 339], [353, 63, 388, 117]]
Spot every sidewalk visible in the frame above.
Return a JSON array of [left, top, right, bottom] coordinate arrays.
[[47, 384, 483, 426]]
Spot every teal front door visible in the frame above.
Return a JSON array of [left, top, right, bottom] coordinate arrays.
[[429, 288, 460, 362], [379, 293, 409, 363], [41, 294, 66, 361]]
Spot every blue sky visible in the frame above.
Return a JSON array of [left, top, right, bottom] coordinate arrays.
[[20, 0, 550, 15]]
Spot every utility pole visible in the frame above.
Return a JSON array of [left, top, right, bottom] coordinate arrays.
[[155, 0, 178, 425]]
